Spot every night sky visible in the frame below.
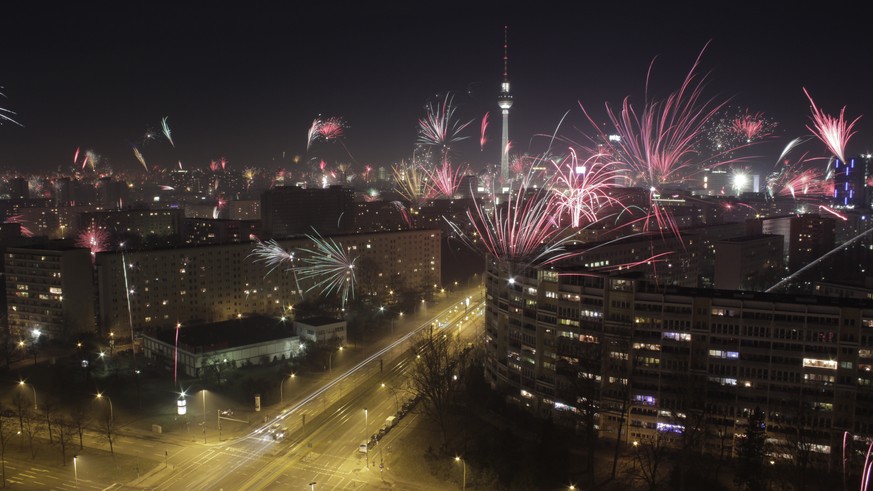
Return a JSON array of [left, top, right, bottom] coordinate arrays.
[[1, 1, 870, 176]]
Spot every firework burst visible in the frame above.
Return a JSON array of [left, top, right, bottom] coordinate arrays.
[[417, 93, 474, 155], [393, 161, 430, 206], [730, 109, 776, 142], [549, 150, 623, 228], [4, 215, 33, 237], [76, 226, 110, 255], [249, 239, 297, 276], [307, 116, 347, 150], [449, 183, 572, 271], [296, 230, 358, 309], [803, 87, 861, 163], [423, 157, 468, 198]]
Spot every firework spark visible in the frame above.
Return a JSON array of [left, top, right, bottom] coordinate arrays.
[[73, 147, 80, 166], [417, 93, 473, 154], [390, 201, 414, 228], [249, 239, 297, 276], [804, 87, 861, 163], [162, 116, 175, 147]]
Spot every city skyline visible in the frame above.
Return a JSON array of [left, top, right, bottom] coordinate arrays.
[[1, 2, 871, 176]]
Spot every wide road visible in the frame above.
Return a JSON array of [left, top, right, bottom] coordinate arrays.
[[131, 289, 485, 490]]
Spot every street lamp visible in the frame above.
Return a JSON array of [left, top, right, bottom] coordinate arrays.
[[455, 456, 466, 491], [279, 373, 295, 404], [95, 393, 113, 424], [18, 380, 37, 410], [309, 482, 316, 491], [364, 408, 369, 469], [73, 455, 78, 489]]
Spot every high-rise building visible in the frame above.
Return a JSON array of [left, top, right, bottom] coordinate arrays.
[[482, 259, 873, 468], [833, 156, 867, 208], [5, 243, 95, 340], [713, 234, 783, 290], [261, 185, 355, 238]]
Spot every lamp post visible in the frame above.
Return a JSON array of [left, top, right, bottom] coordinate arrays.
[[96, 393, 113, 424], [364, 408, 369, 469], [455, 456, 466, 491], [201, 390, 207, 443], [73, 455, 78, 489], [279, 373, 295, 404], [309, 482, 316, 491], [18, 381, 37, 410]]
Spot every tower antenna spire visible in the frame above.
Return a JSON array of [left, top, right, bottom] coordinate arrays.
[[503, 25, 509, 82], [498, 25, 514, 183]]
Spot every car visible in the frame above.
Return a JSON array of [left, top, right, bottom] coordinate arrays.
[[358, 441, 369, 453]]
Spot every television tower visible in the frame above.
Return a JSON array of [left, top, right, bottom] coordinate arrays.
[[498, 25, 513, 183]]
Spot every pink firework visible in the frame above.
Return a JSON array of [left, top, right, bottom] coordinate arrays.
[[480, 112, 490, 151], [220, 157, 227, 170], [307, 116, 347, 150], [73, 147, 80, 165], [417, 93, 473, 154], [731, 109, 774, 142], [422, 157, 468, 198], [76, 226, 110, 254], [451, 184, 573, 269], [767, 152, 827, 199], [4, 215, 34, 237], [804, 87, 861, 163], [550, 149, 623, 228], [581, 44, 746, 237], [209, 160, 221, 172]]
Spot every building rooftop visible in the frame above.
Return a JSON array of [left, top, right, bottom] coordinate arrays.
[[149, 315, 294, 353], [295, 316, 344, 327], [717, 234, 782, 243]]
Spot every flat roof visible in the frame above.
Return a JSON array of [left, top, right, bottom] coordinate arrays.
[[295, 316, 344, 327], [148, 315, 294, 352]]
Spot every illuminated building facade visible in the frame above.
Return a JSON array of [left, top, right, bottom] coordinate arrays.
[[483, 258, 873, 465], [95, 229, 441, 334], [4, 244, 95, 340]]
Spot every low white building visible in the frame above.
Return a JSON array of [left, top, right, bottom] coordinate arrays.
[[294, 317, 347, 346], [142, 316, 301, 378]]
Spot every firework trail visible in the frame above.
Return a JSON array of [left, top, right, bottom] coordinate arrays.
[[804, 87, 861, 163], [4, 215, 34, 237], [296, 230, 358, 309], [162, 116, 175, 147], [390, 201, 414, 228], [549, 149, 623, 228], [174, 321, 181, 384], [73, 147, 80, 166], [131, 143, 148, 172], [120, 247, 136, 365], [0, 89, 21, 126], [423, 157, 468, 198], [76, 226, 110, 256], [160, 185, 175, 191], [210, 160, 220, 172], [249, 239, 296, 275], [417, 93, 474, 156], [307, 116, 346, 149], [393, 162, 430, 206], [767, 224, 873, 292], [775, 136, 809, 165], [480, 112, 490, 151], [581, 44, 749, 238]]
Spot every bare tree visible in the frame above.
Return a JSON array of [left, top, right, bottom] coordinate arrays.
[[0, 413, 17, 488], [20, 408, 44, 460], [100, 415, 116, 456], [71, 405, 90, 450], [43, 399, 55, 444], [628, 432, 670, 491], [51, 417, 75, 466], [408, 325, 462, 448]]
